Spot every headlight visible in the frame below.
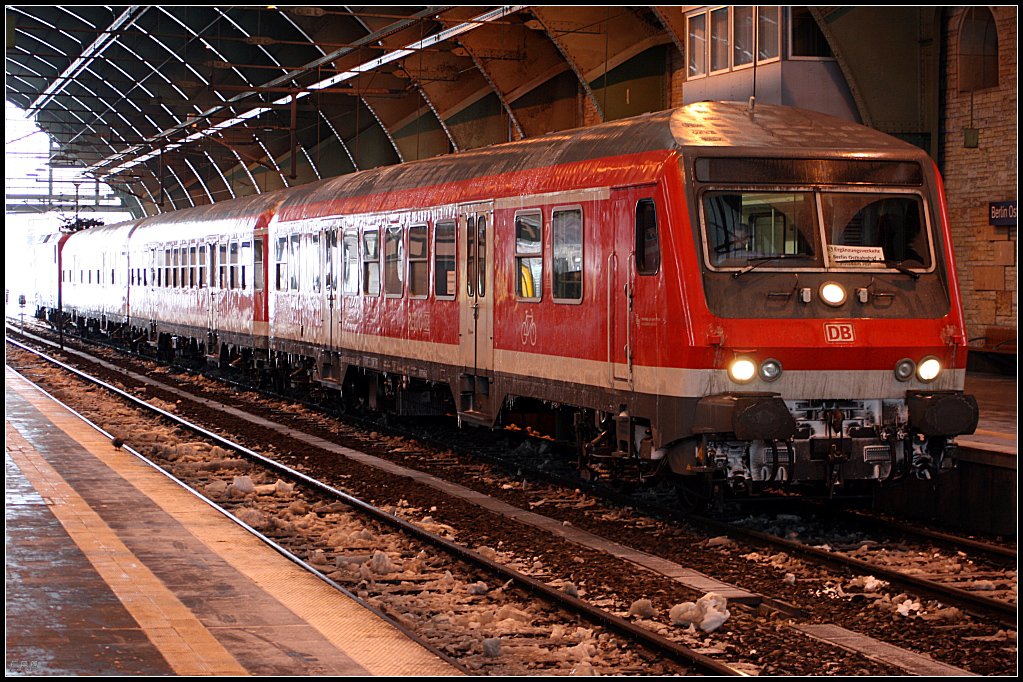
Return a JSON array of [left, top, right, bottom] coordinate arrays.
[[728, 358, 757, 384], [894, 358, 916, 382], [917, 356, 942, 382], [759, 358, 783, 382], [819, 281, 847, 307]]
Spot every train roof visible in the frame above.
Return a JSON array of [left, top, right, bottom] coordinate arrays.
[[669, 100, 925, 157], [65, 101, 930, 236], [64, 218, 144, 245], [276, 101, 928, 222], [129, 189, 288, 242]]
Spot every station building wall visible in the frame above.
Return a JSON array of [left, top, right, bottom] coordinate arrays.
[[942, 6, 1017, 340]]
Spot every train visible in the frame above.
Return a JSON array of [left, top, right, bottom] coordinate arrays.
[[12, 101, 980, 505]]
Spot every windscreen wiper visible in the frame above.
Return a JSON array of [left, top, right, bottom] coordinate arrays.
[[732, 254, 815, 279], [833, 258, 920, 280]]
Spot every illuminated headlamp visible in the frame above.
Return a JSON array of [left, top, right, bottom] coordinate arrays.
[[819, 281, 847, 307], [916, 356, 942, 382], [728, 358, 757, 384]]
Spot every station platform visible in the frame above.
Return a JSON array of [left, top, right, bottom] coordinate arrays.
[[874, 370, 1018, 536], [4, 367, 458, 677]]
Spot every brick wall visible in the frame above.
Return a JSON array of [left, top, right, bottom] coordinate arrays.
[[942, 6, 1017, 339]]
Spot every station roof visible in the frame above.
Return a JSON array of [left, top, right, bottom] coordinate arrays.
[[5, 6, 684, 216]]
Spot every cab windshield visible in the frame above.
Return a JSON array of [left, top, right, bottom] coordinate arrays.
[[703, 189, 931, 270], [705, 191, 818, 267]]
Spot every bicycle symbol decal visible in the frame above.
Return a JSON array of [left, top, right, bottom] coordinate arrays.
[[520, 310, 537, 346]]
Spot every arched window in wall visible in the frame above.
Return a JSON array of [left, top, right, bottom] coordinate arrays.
[[958, 7, 999, 92]]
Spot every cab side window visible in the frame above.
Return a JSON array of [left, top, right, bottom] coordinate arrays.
[[635, 198, 660, 275]]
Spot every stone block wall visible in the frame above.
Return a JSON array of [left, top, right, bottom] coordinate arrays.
[[942, 6, 1017, 339]]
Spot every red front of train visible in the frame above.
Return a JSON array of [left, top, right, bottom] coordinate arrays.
[[604, 103, 978, 493]]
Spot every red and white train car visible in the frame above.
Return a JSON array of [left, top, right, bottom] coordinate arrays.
[[30, 102, 980, 499], [125, 191, 285, 361]]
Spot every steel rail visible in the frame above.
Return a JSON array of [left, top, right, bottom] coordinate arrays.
[[6, 333, 744, 677]]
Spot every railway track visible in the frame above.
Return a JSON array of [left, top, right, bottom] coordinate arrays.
[[7, 322, 1018, 675], [6, 336, 739, 676]]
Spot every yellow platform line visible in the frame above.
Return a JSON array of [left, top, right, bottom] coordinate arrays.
[[6, 422, 248, 676], [6, 370, 458, 677]]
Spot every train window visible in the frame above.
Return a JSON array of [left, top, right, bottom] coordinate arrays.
[[362, 229, 380, 296], [704, 191, 818, 268], [434, 220, 456, 299], [342, 230, 359, 294], [821, 193, 931, 269], [288, 235, 300, 291], [477, 215, 487, 298], [274, 238, 287, 291], [552, 208, 583, 301], [635, 199, 660, 275], [308, 235, 319, 293], [241, 241, 252, 291], [172, 248, 180, 288], [325, 231, 335, 292], [208, 245, 216, 288], [408, 225, 429, 298], [254, 238, 264, 292], [189, 246, 197, 288], [466, 215, 476, 297], [198, 245, 206, 288], [384, 226, 404, 297], [230, 242, 240, 290], [221, 244, 228, 289], [515, 211, 543, 301]]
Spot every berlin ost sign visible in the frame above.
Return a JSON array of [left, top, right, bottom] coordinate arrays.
[[988, 200, 1017, 227]]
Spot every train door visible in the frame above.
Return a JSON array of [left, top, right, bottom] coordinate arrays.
[[207, 242, 219, 348], [252, 229, 269, 345], [323, 225, 337, 351], [609, 185, 661, 391], [459, 201, 495, 419], [608, 186, 654, 388]]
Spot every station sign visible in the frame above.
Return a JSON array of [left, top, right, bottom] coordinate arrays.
[[988, 201, 1016, 227]]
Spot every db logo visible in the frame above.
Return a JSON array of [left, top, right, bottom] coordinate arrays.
[[824, 322, 855, 343]]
